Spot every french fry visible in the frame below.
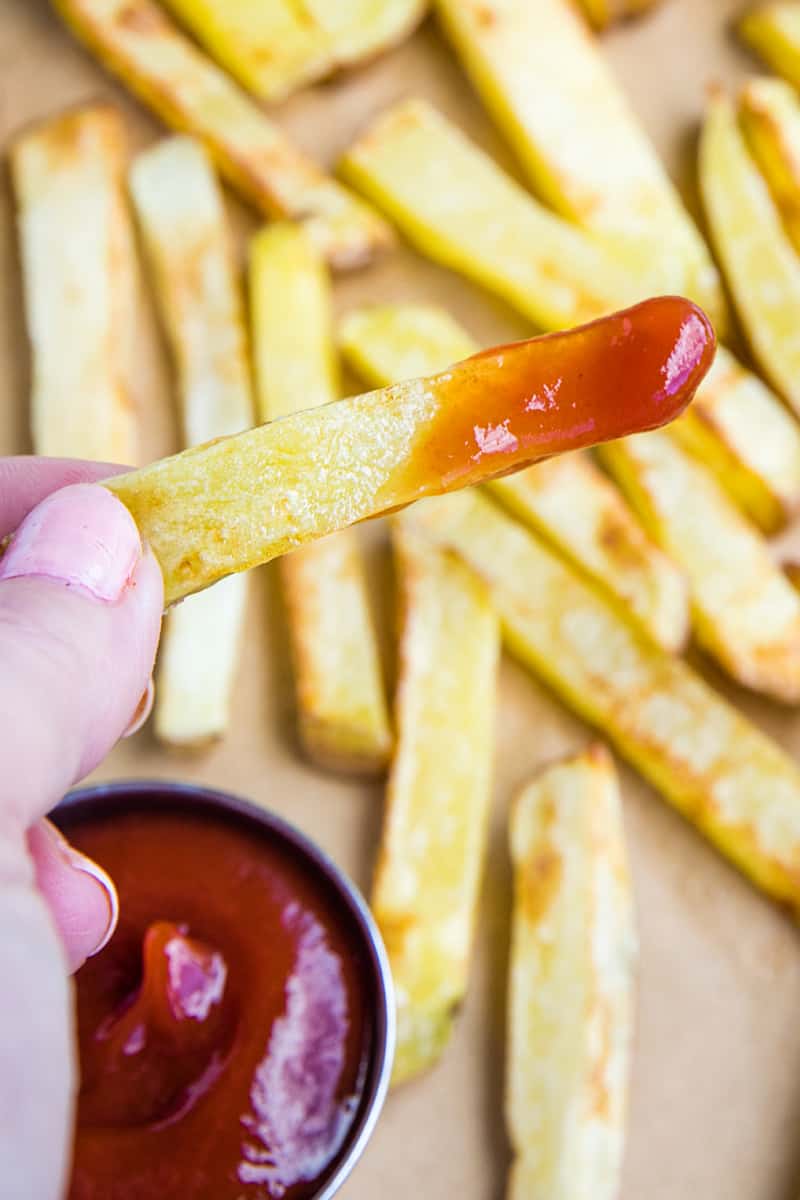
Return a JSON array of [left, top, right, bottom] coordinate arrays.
[[339, 98, 653, 330], [304, 0, 429, 69], [597, 432, 800, 701], [129, 136, 253, 747], [740, 75, 800, 254], [670, 344, 800, 533], [153, 574, 248, 747], [507, 745, 636, 1200], [52, 0, 392, 270], [406, 489, 800, 912], [10, 103, 138, 462], [340, 302, 689, 653], [101, 296, 713, 606], [700, 88, 800, 416], [249, 223, 391, 774], [158, 0, 331, 102], [372, 518, 499, 1083], [577, 0, 664, 27], [435, 0, 727, 331], [159, 0, 428, 102], [740, 3, 800, 90]]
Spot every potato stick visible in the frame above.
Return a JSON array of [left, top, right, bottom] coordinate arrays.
[[598, 432, 800, 701], [373, 518, 499, 1084], [129, 136, 253, 747], [740, 3, 800, 89], [339, 98, 653, 330], [740, 76, 800, 254], [158, 0, 331, 102], [153, 574, 248, 747], [52, 0, 392, 270], [10, 104, 137, 463], [340, 302, 689, 652], [300, 0, 429, 70], [101, 296, 713, 606], [435, 0, 726, 332], [670, 344, 800, 533], [250, 223, 391, 774], [129, 137, 252, 446], [406, 489, 800, 912], [700, 88, 800, 415], [577, 0, 663, 27], [507, 746, 636, 1200]]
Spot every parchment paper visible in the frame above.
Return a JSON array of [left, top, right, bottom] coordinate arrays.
[[2, 3, 800, 1197]]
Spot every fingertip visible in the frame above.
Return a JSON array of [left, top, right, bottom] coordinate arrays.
[[28, 820, 118, 974]]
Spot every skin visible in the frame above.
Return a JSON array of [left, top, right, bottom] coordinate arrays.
[[0, 457, 163, 1199]]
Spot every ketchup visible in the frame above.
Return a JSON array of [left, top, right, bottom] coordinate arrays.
[[58, 796, 375, 1200]]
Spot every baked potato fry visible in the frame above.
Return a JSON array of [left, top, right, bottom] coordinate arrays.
[[740, 76, 800, 253], [158, 0, 330, 102], [250, 224, 391, 774], [339, 98, 651, 330], [372, 518, 499, 1084], [407, 489, 800, 912], [303, 0, 429, 69], [435, 0, 726, 331], [598, 432, 800, 701], [10, 103, 137, 462], [130, 136, 252, 747], [740, 3, 800, 89], [153, 574, 248, 747], [507, 745, 636, 1200], [671, 344, 800, 533], [102, 296, 713, 606], [340, 302, 689, 653], [700, 88, 800, 415], [52, 0, 392, 269], [578, 0, 664, 28]]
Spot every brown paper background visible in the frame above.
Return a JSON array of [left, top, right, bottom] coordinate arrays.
[[3, 1, 800, 1196]]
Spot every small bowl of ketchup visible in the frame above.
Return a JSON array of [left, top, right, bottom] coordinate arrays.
[[51, 780, 395, 1200]]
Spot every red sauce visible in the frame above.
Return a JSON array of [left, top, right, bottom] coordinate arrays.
[[58, 799, 375, 1200], [385, 295, 716, 498]]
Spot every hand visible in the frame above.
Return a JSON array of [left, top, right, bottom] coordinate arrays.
[[0, 457, 163, 1199]]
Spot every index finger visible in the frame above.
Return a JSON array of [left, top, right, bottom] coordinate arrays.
[[0, 457, 127, 538]]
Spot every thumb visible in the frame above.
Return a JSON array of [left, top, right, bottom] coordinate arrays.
[[0, 483, 162, 1199]]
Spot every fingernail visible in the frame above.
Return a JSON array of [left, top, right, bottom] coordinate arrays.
[[0, 484, 141, 603], [41, 821, 119, 957], [123, 677, 155, 738]]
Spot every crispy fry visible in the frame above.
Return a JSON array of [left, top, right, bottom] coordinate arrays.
[[153, 574, 248, 747], [160, 0, 427, 101], [52, 0, 392, 269], [103, 296, 713, 606], [740, 75, 800, 254], [304, 0, 429, 68], [129, 137, 252, 446], [250, 224, 391, 773], [597, 432, 800, 701], [339, 98, 653, 330], [700, 88, 800, 415], [435, 0, 726, 331], [407, 489, 800, 912], [158, 0, 330, 102], [670, 344, 800, 533], [372, 518, 499, 1083], [130, 135, 252, 746], [10, 103, 138, 462], [340, 302, 689, 652], [577, 0, 663, 27], [507, 745, 636, 1200], [740, 3, 800, 89]]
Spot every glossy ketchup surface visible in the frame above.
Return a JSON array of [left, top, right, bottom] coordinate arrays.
[[60, 801, 373, 1200], [388, 295, 716, 497]]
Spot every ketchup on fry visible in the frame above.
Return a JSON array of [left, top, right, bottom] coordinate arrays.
[[55, 787, 388, 1200]]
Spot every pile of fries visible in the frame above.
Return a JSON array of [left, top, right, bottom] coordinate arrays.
[[12, 0, 800, 1193]]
